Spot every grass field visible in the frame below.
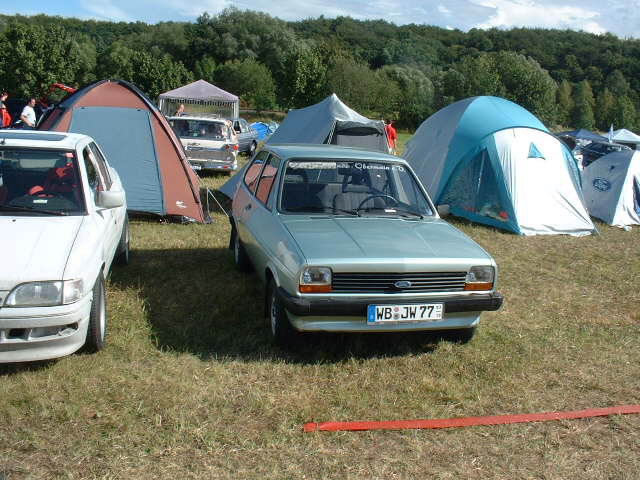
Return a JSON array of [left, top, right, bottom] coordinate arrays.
[[1, 142, 639, 479]]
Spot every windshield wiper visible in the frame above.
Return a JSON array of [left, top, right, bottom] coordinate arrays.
[[0, 204, 68, 216], [285, 206, 360, 216]]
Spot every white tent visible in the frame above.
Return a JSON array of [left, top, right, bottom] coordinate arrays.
[[404, 96, 595, 236], [581, 150, 640, 227], [610, 129, 640, 149]]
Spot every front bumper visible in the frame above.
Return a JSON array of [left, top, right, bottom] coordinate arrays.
[[277, 288, 503, 333], [0, 295, 92, 363], [278, 287, 503, 317]]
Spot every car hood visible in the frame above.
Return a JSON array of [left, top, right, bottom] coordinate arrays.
[[0, 216, 83, 289], [282, 216, 491, 266]]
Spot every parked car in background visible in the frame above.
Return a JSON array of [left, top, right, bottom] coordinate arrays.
[[168, 115, 239, 174], [229, 144, 503, 347], [0, 130, 129, 362], [575, 140, 631, 167], [231, 117, 259, 156]]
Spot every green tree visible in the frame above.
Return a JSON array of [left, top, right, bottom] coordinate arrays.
[[613, 95, 637, 130], [215, 58, 276, 111], [279, 42, 328, 108], [0, 22, 96, 97], [595, 88, 616, 131], [381, 65, 433, 127], [572, 80, 596, 130], [556, 80, 573, 127], [194, 56, 217, 83]]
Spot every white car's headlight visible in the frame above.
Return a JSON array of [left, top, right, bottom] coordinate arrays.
[[5, 279, 84, 307], [464, 266, 495, 291], [299, 267, 332, 293]]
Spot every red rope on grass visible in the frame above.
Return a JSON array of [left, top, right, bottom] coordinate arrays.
[[303, 404, 640, 432]]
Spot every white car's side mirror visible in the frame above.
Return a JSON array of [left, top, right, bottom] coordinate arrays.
[[96, 189, 125, 209]]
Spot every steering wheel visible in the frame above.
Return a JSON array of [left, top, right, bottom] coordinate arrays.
[[356, 194, 398, 210]]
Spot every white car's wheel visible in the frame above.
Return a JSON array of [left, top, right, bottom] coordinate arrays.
[[84, 274, 107, 352]]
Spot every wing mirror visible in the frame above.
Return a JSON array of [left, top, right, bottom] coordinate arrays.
[[96, 189, 125, 209]]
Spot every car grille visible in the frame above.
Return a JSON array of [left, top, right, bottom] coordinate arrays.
[[332, 272, 467, 293], [186, 150, 232, 161]]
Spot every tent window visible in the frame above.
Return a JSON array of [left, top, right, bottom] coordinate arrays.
[[528, 143, 545, 159], [440, 149, 510, 222]]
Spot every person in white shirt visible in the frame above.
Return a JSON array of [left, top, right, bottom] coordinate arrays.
[[20, 98, 37, 129]]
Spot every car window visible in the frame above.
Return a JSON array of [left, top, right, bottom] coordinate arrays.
[[83, 147, 102, 202], [255, 155, 281, 205], [0, 148, 85, 215], [280, 159, 433, 216], [244, 151, 269, 193], [88, 143, 112, 190]]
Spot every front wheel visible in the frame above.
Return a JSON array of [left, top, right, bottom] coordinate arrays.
[[84, 274, 107, 353], [266, 280, 297, 347]]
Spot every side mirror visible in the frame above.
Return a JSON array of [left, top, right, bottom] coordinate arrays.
[[96, 189, 125, 209], [436, 204, 450, 217]]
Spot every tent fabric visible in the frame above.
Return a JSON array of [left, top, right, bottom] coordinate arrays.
[[159, 79, 238, 102], [581, 150, 640, 227], [158, 79, 239, 118], [404, 96, 595, 236], [39, 79, 207, 223], [557, 129, 607, 143], [266, 94, 388, 153], [610, 128, 640, 145]]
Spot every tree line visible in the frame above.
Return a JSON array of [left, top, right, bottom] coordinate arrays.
[[1, 8, 639, 131]]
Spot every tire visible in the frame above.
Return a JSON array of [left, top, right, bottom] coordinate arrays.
[[233, 227, 253, 272], [266, 279, 297, 347], [115, 215, 130, 266], [84, 274, 107, 353], [440, 326, 476, 344]]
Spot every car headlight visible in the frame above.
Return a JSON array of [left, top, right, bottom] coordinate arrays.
[[464, 266, 494, 291], [299, 267, 332, 293], [5, 279, 84, 307]]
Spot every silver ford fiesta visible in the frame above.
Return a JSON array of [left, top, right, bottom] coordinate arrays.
[[229, 144, 503, 347]]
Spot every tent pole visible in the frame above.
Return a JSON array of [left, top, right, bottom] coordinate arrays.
[[207, 188, 229, 217]]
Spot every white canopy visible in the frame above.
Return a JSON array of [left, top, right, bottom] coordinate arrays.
[[611, 128, 640, 145]]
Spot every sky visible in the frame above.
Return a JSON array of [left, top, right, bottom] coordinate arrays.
[[4, 0, 640, 39]]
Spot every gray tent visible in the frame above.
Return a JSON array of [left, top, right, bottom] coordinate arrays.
[[267, 94, 389, 153], [158, 79, 239, 118]]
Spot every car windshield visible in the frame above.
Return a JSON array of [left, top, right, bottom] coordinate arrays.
[[0, 148, 85, 216], [170, 119, 230, 141], [280, 159, 433, 217]]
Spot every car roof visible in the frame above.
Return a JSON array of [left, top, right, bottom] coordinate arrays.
[[265, 143, 404, 163], [0, 129, 88, 150]]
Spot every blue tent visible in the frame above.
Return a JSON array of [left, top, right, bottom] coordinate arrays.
[[404, 96, 594, 236]]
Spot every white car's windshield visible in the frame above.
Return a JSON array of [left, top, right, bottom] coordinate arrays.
[[280, 159, 433, 217], [170, 119, 231, 141], [0, 148, 85, 216]]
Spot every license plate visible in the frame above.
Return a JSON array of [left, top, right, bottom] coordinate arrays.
[[367, 303, 443, 323], [190, 164, 202, 171]]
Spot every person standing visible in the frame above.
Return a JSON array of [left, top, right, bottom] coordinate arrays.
[[0, 92, 11, 128], [385, 119, 398, 155], [20, 98, 37, 129]]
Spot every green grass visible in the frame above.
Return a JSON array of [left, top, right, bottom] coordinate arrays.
[[1, 156, 639, 479]]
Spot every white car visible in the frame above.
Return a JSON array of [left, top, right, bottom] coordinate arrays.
[[0, 130, 129, 363]]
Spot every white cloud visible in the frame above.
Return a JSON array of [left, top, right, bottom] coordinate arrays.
[[472, 0, 606, 34], [438, 5, 451, 15], [80, 0, 133, 21]]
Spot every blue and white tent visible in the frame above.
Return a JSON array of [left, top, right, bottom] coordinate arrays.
[[581, 150, 640, 227], [404, 96, 595, 236]]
